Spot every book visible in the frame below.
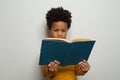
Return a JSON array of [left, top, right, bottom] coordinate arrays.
[[39, 38, 96, 66]]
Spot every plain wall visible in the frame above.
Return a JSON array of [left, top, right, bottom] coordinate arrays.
[[0, 0, 120, 80]]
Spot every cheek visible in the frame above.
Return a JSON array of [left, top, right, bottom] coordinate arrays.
[[63, 33, 67, 36], [50, 31, 57, 37], [63, 32, 67, 35]]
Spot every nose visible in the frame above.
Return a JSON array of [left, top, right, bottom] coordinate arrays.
[[58, 31, 62, 36]]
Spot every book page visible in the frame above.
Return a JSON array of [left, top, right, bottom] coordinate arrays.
[[44, 38, 71, 43], [71, 38, 91, 42], [44, 38, 92, 43]]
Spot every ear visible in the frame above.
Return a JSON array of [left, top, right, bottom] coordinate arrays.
[[48, 29, 51, 33]]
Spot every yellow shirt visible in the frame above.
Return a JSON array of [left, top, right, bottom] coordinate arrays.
[[42, 65, 87, 80]]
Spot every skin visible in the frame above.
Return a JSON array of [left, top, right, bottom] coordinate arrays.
[[48, 21, 90, 72]]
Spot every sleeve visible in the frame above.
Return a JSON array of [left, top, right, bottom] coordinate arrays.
[[74, 65, 87, 76], [42, 65, 56, 78]]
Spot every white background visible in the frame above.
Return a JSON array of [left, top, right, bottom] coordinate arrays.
[[0, 0, 120, 80]]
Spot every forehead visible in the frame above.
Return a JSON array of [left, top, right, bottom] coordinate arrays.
[[51, 21, 68, 29]]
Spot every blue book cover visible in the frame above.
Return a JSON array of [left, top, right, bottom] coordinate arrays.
[[39, 38, 96, 66]]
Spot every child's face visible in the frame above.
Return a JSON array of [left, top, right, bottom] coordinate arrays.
[[49, 21, 68, 39]]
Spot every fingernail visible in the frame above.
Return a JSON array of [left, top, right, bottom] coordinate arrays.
[[54, 60, 57, 63], [48, 64, 51, 67], [83, 60, 86, 61], [54, 60, 60, 64], [79, 62, 83, 64]]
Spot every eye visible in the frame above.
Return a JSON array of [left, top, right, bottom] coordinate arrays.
[[62, 29, 67, 32], [53, 29, 58, 32]]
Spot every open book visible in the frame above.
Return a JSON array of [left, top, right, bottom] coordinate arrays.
[[39, 38, 96, 66], [44, 38, 91, 42]]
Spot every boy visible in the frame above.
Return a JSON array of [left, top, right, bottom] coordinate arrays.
[[42, 7, 90, 80]]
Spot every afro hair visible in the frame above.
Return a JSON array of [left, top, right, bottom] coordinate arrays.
[[46, 7, 72, 29]]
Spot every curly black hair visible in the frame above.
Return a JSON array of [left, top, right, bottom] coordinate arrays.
[[46, 7, 72, 29]]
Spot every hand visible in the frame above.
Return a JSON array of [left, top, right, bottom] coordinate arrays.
[[78, 60, 90, 72], [48, 60, 60, 72]]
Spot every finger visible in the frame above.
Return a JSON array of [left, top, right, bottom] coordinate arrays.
[[50, 62, 57, 71], [51, 63, 56, 70], [79, 60, 90, 69], [53, 61, 60, 71], [48, 62, 52, 67], [80, 63, 87, 69], [78, 60, 90, 71], [48, 62, 55, 71], [83, 60, 90, 69], [78, 60, 86, 64], [80, 67, 86, 71], [82, 62, 88, 69], [50, 62, 55, 70], [80, 63, 90, 71], [54, 60, 60, 64], [78, 61, 83, 64], [83, 60, 89, 66], [53, 63, 58, 71], [80, 62, 89, 71]]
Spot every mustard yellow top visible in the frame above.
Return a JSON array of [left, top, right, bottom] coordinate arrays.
[[42, 65, 87, 80]]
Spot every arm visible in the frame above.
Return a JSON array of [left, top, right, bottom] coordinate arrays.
[[42, 65, 56, 78], [42, 60, 60, 78], [75, 60, 90, 76]]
